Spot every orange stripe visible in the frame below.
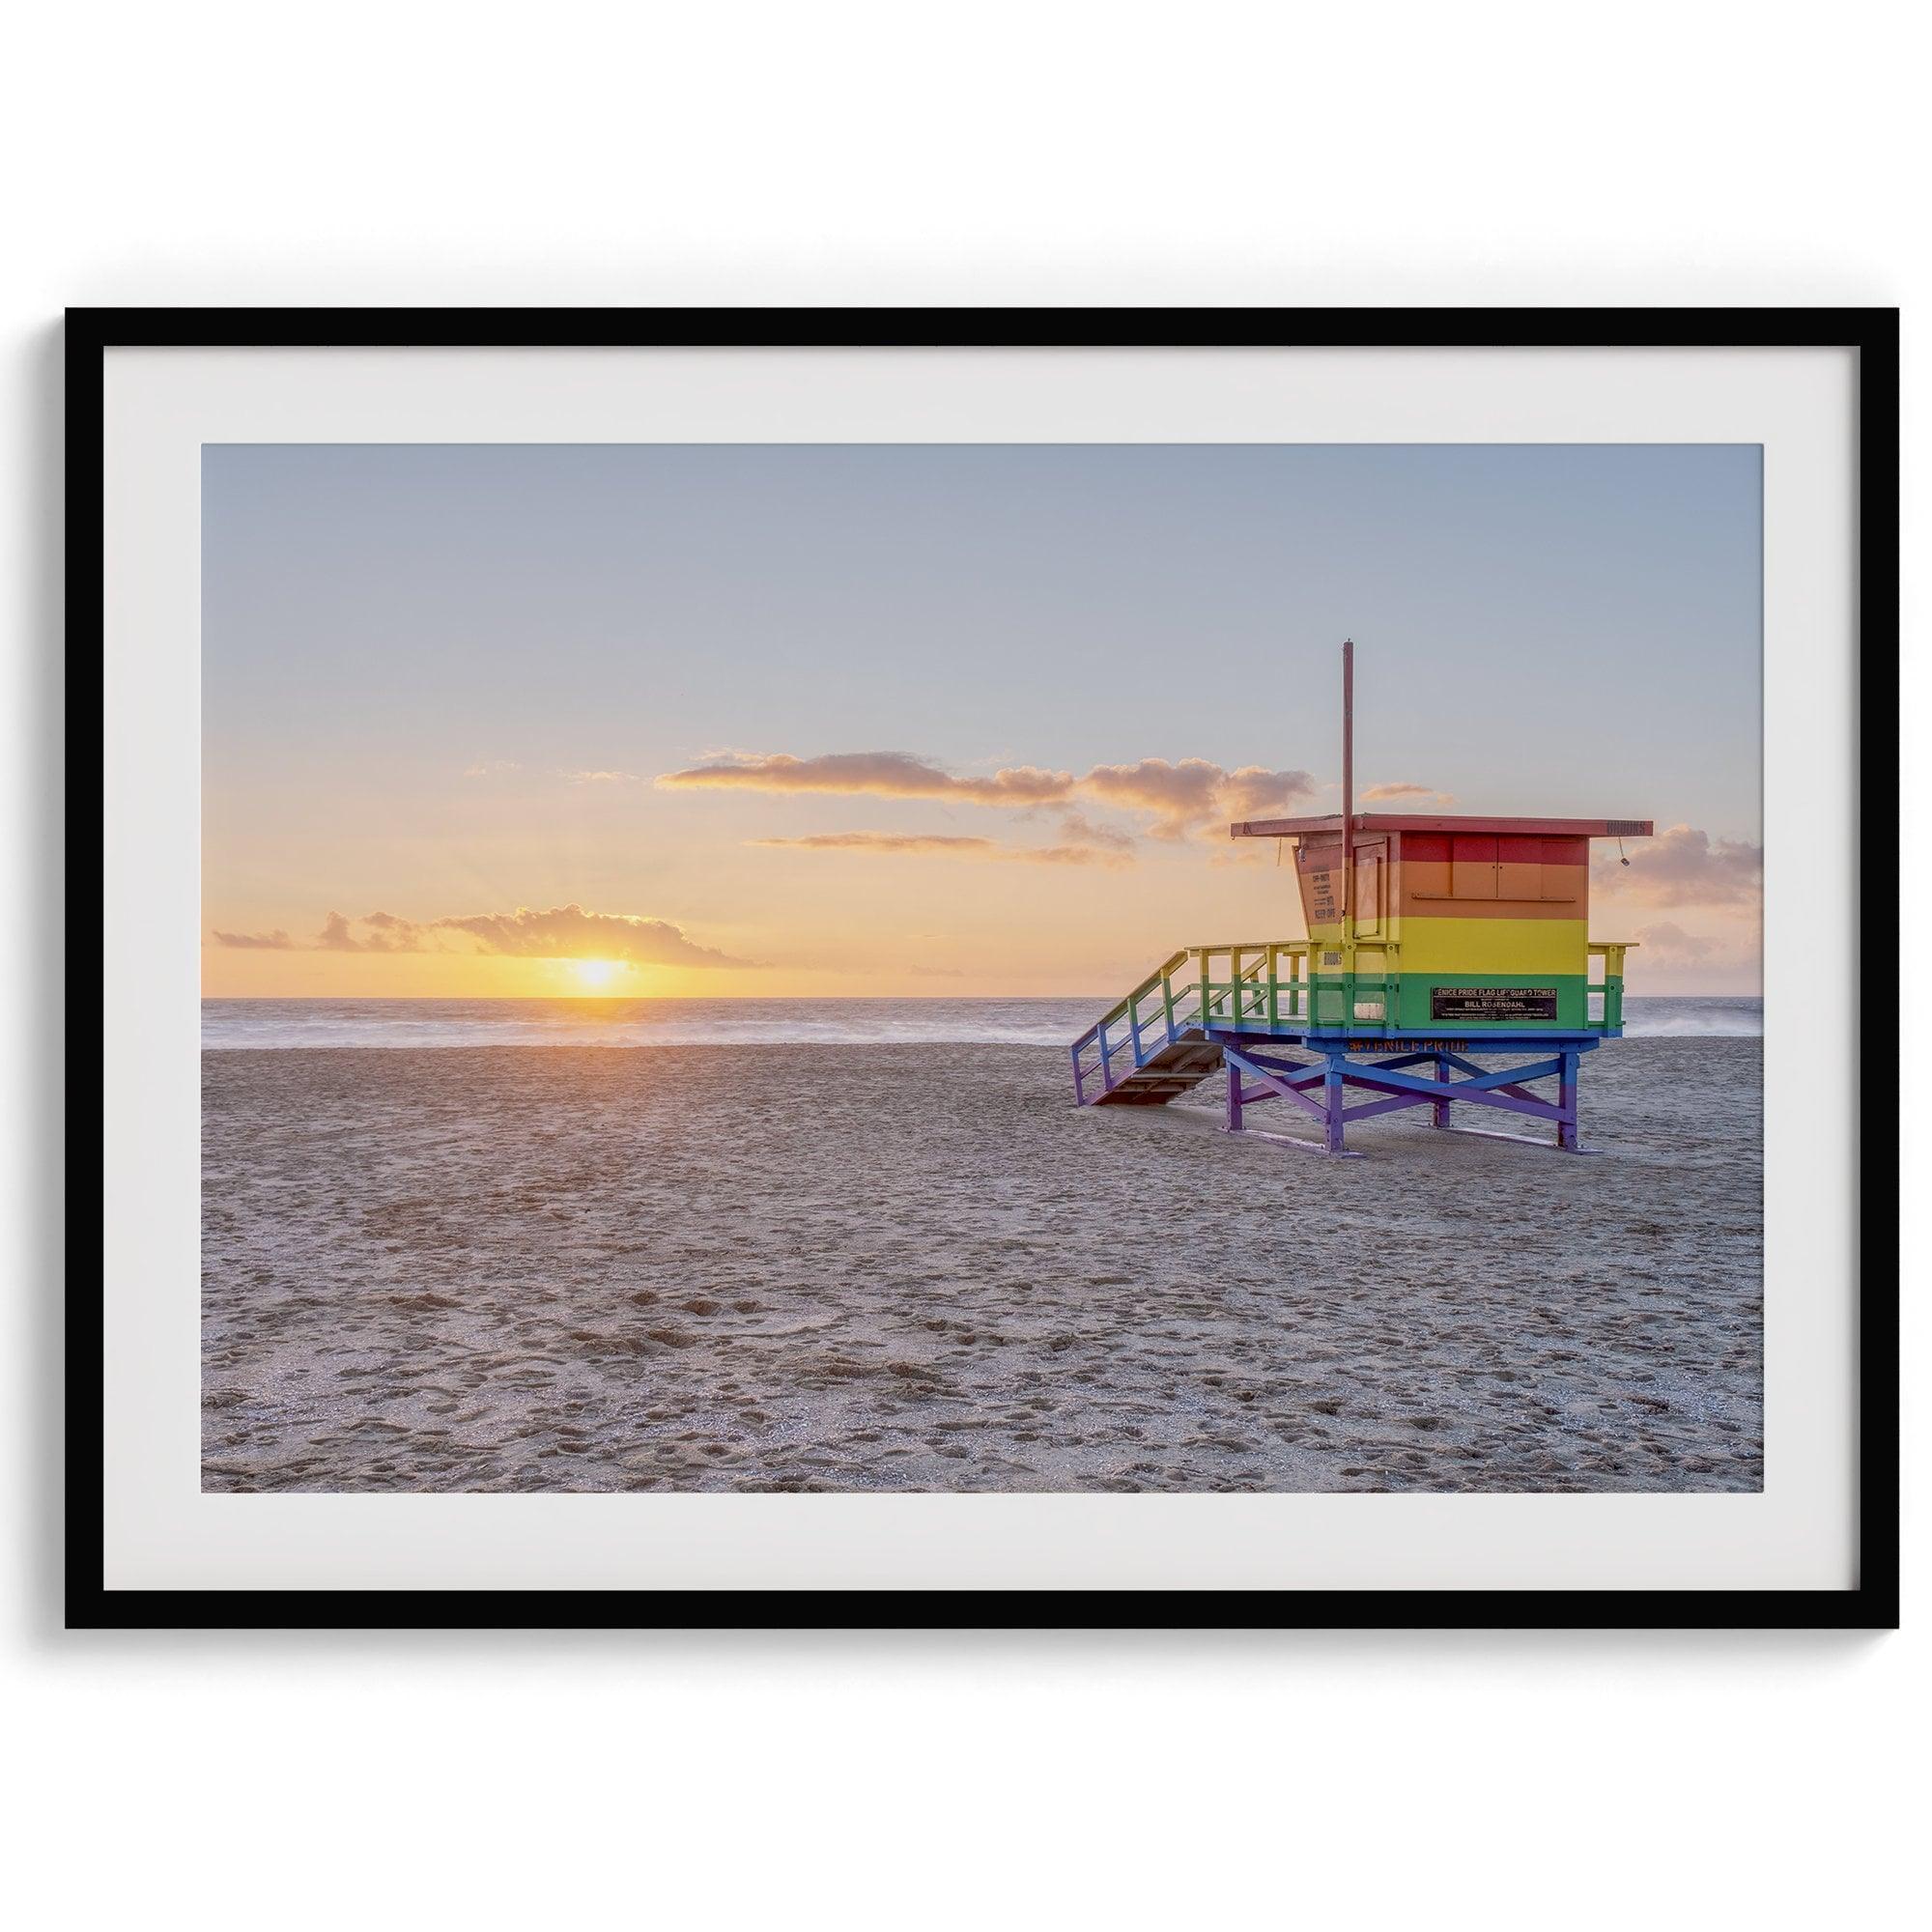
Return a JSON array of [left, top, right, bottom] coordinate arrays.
[[1398, 859, 1588, 917]]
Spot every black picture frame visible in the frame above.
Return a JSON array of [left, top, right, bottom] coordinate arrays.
[[67, 306, 1899, 1632]]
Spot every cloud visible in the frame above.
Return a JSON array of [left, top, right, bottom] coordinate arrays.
[[463, 760, 522, 778], [1081, 758, 1316, 838], [1078, 756, 1225, 836], [1361, 781, 1456, 805], [312, 911, 436, 953], [750, 831, 997, 854], [1051, 808, 1136, 852], [661, 752, 1072, 806], [213, 904, 752, 967], [363, 910, 425, 941], [1214, 766, 1321, 824], [431, 903, 759, 968], [1628, 920, 1761, 989], [753, 832, 998, 856], [753, 832, 1128, 867], [561, 769, 642, 784], [1596, 823, 1762, 907], [662, 748, 1317, 839], [1631, 921, 1719, 965], [361, 912, 434, 952]]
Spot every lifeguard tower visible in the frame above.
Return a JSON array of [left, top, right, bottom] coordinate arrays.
[[1069, 641, 1651, 1156]]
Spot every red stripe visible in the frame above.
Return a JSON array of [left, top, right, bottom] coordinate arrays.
[[1403, 835, 1589, 865]]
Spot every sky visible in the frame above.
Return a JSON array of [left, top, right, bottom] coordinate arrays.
[[202, 442, 1762, 998]]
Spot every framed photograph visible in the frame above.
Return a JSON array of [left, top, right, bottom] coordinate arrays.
[[71, 307, 1897, 1629]]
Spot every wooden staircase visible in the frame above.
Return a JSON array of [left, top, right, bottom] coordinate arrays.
[[1070, 945, 1308, 1107], [1087, 1033, 1224, 1105]]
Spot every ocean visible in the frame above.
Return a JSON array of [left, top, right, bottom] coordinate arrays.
[[200, 994, 1763, 1050]]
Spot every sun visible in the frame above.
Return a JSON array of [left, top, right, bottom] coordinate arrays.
[[570, 957, 623, 991]]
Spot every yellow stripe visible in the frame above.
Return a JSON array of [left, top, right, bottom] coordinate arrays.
[[1393, 917, 1589, 974], [1304, 916, 1587, 970]]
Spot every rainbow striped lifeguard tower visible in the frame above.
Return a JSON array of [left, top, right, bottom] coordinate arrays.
[[1069, 642, 1651, 1156]]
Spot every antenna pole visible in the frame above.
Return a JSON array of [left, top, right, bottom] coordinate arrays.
[[1340, 638, 1354, 936]]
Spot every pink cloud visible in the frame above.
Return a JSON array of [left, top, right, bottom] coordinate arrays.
[[312, 911, 437, 953], [432, 903, 758, 967], [1052, 808, 1137, 852], [1080, 759, 1315, 838], [1090, 761, 1314, 838], [211, 927, 293, 950], [1218, 766, 1321, 821], [1632, 921, 1719, 964], [1361, 781, 1456, 805], [314, 911, 363, 952], [661, 751, 1072, 805], [662, 748, 1316, 840], [1079, 757, 1228, 838], [214, 905, 753, 967], [753, 832, 999, 855], [1597, 823, 1762, 907], [753, 832, 1129, 868]]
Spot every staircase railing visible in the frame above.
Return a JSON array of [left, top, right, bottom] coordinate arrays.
[[1070, 949, 1186, 1102], [1071, 943, 1311, 1100]]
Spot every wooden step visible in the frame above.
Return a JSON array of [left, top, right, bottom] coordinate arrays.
[[1090, 1039, 1224, 1106]]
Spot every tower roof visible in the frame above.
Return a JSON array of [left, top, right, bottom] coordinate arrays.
[[1229, 813, 1653, 839]]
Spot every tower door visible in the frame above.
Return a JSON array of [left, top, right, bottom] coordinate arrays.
[[1350, 838, 1387, 939]]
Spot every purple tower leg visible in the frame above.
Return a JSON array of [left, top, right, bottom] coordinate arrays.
[[1432, 1053, 1452, 1129], [1323, 1056, 1346, 1155], [1227, 1065, 1243, 1134], [1558, 1049, 1580, 1151]]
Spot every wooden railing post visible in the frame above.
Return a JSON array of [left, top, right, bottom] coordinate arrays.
[[1586, 941, 1632, 1033]]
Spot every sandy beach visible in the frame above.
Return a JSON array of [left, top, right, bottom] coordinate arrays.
[[202, 1039, 1762, 1493]]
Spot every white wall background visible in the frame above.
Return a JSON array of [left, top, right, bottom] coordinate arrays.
[[3, 4, 1918, 1926]]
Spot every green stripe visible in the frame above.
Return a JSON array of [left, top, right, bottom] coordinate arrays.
[[1300, 971, 1605, 1030]]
